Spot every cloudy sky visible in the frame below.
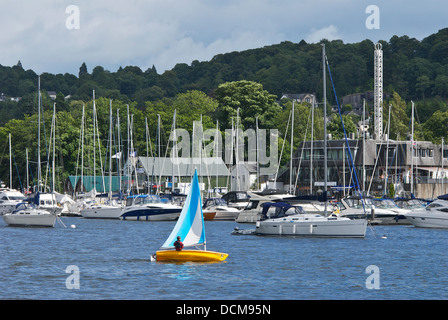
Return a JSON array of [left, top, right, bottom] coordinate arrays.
[[1, 0, 446, 75]]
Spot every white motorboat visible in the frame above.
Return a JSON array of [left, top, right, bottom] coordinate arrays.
[[3, 203, 56, 227], [80, 200, 123, 219], [120, 194, 182, 221], [0, 188, 27, 215], [338, 196, 404, 225], [394, 198, 427, 210], [202, 198, 240, 220], [220, 191, 251, 210], [371, 198, 410, 225], [234, 194, 273, 223], [405, 195, 448, 228], [255, 202, 367, 238], [235, 190, 299, 223]]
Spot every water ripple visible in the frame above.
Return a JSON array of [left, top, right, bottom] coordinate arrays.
[[1, 218, 448, 299]]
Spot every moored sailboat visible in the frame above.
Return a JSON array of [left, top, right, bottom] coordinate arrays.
[[152, 170, 228, 262], [256, 43, 367, 238], [3, 202, 56, 227], [255, 202, 367, 237]]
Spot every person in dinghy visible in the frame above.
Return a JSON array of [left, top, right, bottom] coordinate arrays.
[[151, 170, 228, 263], [174, 236, 184, 251]]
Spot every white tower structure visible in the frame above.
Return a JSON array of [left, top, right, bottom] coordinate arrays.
[[374, 42, 383, 140]]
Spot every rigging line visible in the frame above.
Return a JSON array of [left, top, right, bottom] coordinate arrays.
[[0, 137, 8, 168], [11, 148, 23, 192], [325, 55, 361, 195], [326, 55, 376, 237], [367, 114, 389, 195], [273, 109, 292, 184], [157, 117, 172, 194], [346, 137, 361, 195], [293, 103, 312, 193]]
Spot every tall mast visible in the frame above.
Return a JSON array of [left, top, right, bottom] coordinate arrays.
[[52, 103, 56, 193], [145, 117, 150, 194], [442, 137, 445, 192], [310, 95, 314, 195], [236, 108, 240, 191], [256, 117, 260, 191], [362, 99, 366, 193], [26, 148, 29, 193], [109, 100, 113, 200], [81, 105, 85, 192], [127, 104, 130, 194], [9, 133, 12, 189], [92, 90, 96, 192], [290, 101, 294, 194], [117, 109, 122, 194], [411, 100, 414, 195], [322, 43, 328, 216], [172, 110, 176, 193], [37, 75, 41, 193]]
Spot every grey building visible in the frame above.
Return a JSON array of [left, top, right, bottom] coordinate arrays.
[[282, 137, 448, 198]]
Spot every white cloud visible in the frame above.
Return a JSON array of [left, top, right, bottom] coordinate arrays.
[[305, 25, 342, 44], [0, 1, 445, 76]]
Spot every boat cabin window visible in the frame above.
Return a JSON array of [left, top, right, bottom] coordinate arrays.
[[262, 204, 303, 219], [334, 202, 346, 211], [204, 198, 226, 207], [373, 199, 397, 209], [245, 200, 259, 210], [346, 198, 372, 209], [9, 196, 25, 201], [265, 207, 278, 218], [126, 195, 161, 206], [222, 192, 249, 202], [426, 203, 442, 210]]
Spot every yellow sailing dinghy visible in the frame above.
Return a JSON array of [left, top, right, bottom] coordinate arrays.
[[152, 170, 228, 262]]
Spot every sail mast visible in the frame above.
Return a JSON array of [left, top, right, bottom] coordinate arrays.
[[37, 75, 41, 193], [109, 100, 113, 200], [290, 101, 295, 194], [93, 90, 96, 193], [9, 133, 12, 189], [322, 43, 328, 216]]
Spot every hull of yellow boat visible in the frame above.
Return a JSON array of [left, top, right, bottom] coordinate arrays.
[[155, 249, 228, 262]]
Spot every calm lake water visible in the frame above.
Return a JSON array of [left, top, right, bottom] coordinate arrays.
[[1, 217, 447, 300]]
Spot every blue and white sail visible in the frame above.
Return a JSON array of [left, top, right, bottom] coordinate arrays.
[[161, 170, 206, 250]]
